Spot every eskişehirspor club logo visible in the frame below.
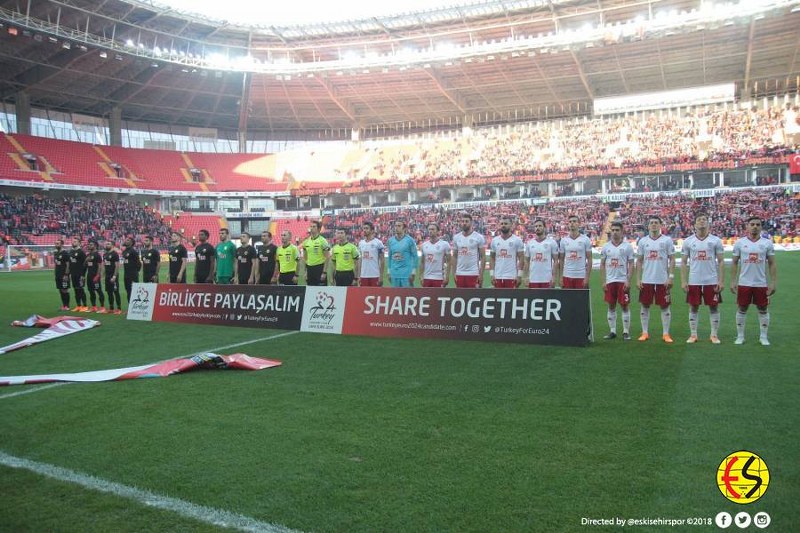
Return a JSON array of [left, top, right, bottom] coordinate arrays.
[[717, 450, 770, 504]]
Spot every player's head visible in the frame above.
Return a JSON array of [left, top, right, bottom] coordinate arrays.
[[746, 216, 763, 237], [533, 219, 546, 237], [104, 240, 114, 251], [71, 236, 81, 248], [309, 221, 321, 236], [568, 215, 580, 233], [394, 220, 407, 237], [362, 221, 375, 238], [460, 213, 473, 233], [610, 221, 624, 242], [427, 223, 440, 240], [240, 231, 250, 244], [87, 240, 97, 251], [281, 230, 291, 245], [219, 228, 229, 241], [124, 236, 134, 248], [198, 229, 209, 242], [54, 238, 63, 249], [143, 235, 153, 247], [647, 216, 662, 237], [499, 216, 512, 235], [335, 229, 347, 244], [694, 212, 709, 233], [170, 233, 181, 245], [261, 231, 272, 243]]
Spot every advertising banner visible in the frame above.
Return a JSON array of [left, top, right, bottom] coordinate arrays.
[[127, 283, 305, 330], [341, 287, 591, 346], [131, 284, 591, 346]]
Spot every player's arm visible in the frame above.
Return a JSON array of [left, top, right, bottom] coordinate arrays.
[[378, 246, 385, 287], [625, 255, 633, 289], [557, 250, 565, 286], [418, 246, 426, 280], [352, 245, 360, 284], [635, 254, 643, 290], [98, 257, 105, 281], [522, 250, 530, 287], [516, 249, 524, 287], [442, 245, 450, 281], [321, 241, 331, 283], [584, 245, 592, 286], [477, 246, 486, 287], [252, 252, 259, 283], [328, 248, 337, 284], [715, 250, 725, 292], [767, 254, 777, 295], [599, 253, 607, 289], [178, 250, 187, 281], [489, 248, 496, 284], [551, 251, 559, 288], [297, 245, 307, 283], [729, 254, 740, 294], [680, 250, 690, 292], [408, 240, 417, 286], [154, 252, 161, 282], [449, 247, 458, 287], [208, 253, 216, 283], [667, 252, 676, 288]]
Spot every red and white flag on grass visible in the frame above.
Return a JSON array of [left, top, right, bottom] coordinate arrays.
[[1, 315, 100, 355], [0, 353, 281, 386]]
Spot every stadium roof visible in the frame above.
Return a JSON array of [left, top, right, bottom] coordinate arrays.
[[0, 0, 798, 137]]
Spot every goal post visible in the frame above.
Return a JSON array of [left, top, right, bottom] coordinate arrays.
[[0, 245, 58, 272]]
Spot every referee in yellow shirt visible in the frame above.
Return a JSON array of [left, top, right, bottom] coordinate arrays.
[[330, 229, 360, 286], [300, 221, 331, 286], [276, 230, 300, 285]]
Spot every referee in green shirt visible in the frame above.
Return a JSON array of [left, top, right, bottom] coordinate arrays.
[[300, 221, 330, 286], [330, 229, 360, 286]]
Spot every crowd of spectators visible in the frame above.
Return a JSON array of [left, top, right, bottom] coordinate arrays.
[[616, 187, 798, 240], [351, 103, 798, 186], [0, 193, 172, 246], [331, 187, 797, 245]]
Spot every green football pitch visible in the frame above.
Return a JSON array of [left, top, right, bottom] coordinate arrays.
[[0, 255, 798, 532]]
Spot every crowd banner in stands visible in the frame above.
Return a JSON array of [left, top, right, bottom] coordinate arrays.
[[130, 284, 591, 347], [127, 283, 306, 330]]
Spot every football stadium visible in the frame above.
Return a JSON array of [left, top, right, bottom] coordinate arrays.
[[1, 0, 799, 530]]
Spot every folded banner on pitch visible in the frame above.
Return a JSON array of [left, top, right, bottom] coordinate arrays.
[[1, 315, 100, 355], [0, 353, 281, 386]]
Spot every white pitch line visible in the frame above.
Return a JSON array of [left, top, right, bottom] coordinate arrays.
[[0, 382, 68, 400], [196, 330, 299, 355], [0, 450, 301, 533], [0, 330, 299, 400]]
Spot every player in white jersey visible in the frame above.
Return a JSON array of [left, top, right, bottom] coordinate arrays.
[[489, 216, 524, 288], [680, 213, 725, 344], [600, 221, 634, 340], [524, 219, 559, 288], [357, 221, 385, 287], [730, 216, 777, 346], [558, 215, 592, 289], [419, 223, 451, 288], [635, 216, 676, 343], [451, 213, 486, 288]]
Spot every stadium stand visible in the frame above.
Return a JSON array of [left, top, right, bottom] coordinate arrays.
[[161, 213, 227, 243]]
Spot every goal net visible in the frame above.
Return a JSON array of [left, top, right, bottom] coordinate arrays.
[[0, 245, 59, 272]]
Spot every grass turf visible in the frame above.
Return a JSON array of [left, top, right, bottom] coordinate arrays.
[[0, 255, 798, 532]]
